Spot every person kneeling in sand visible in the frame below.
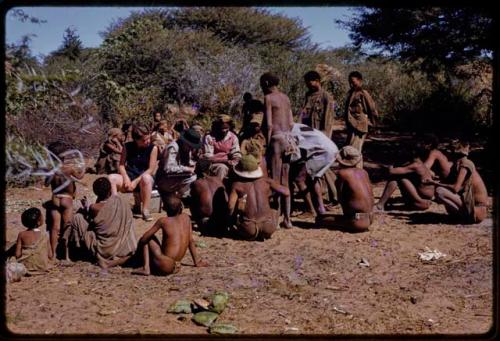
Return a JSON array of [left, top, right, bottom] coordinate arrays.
[[426, 141, 488, 224], [319, 146, 374, 232], [228, 155, 290, 240], [132, 194, 208, 276], [375, 145, 435, 211]]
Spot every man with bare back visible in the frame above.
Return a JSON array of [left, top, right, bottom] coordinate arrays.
[[375, 145, 435, 211], [189, 175, 228, 236], [260, 72, 297, 229], [228, 155, 290, 240], [426, 141, 488, 224], [320, 146, 374, 232], [132, 194, 207, 276]]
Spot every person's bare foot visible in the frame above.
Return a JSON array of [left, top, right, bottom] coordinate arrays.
[[373, 203, 385, 212], [132, 268, 150, 276], [280, 219, 294, 229]]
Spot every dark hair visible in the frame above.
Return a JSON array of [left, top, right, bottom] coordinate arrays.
[[304, 70, 321, 82], [122, 122, 132, 133], [260, 72, 280, 88], [348, 71, 363, 80], [162, 193, 183, 216], [47, 141, 67, 157], [422, 133, 439, 150], [131, 124, 150, 141], [412, 144, 428, 160], [93, 177, 111, 199], [21, 207, 42, 229], [243, 92, 252, 102]]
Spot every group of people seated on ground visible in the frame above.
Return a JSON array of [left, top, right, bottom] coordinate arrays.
[[11, 70, 489, 277]]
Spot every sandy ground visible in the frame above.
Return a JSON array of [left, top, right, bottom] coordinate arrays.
[[4, 129, 495, 336]]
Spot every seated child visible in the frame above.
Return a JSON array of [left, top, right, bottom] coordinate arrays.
[[45, 141, 85, 261], [240, 112, 267, 175], [95, 128, 124, 174], [132, 194, 208, 276], [15, 207, 52, 273], [151, 120, 176, 153]]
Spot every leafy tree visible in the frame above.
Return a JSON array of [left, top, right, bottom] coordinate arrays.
[[338, 7, 494, 76], [51, 27, 83, 61]]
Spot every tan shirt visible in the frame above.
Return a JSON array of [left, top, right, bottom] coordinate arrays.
[[302, 89, 335, 138], [345, 89, 378, 134]]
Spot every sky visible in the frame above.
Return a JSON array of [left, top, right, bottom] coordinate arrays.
[[5, 6, 356, 59]]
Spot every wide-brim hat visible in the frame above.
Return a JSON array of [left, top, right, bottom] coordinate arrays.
[[179, 128, 202, 149], [336, 146, 362, 167], [233, 155, 263, 179]]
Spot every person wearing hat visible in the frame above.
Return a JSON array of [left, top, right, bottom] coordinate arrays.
[[94, 127, 124, 174], [201, 114, 242, 181], [228, 155, 290, 240], [240, 111, 268, 175], [156, 127, 203, 199], [426, 141, 488, 224], [374, 144, 435, 212], [319, 146, 374, 232]]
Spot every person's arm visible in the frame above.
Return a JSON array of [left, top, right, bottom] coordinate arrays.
[[105, 141, 122, 154], [202, 135, 215, 159], [228, 134, 242, 166], [15, 234, 23, 259], [188, 225, 208, 267], [363, 90, 379, 124], [323, 92, 335, 136], [266, 178, 290, 197], [138, 219, 162, 245], [432, 167, 469, 193], [388, 163, 417, 176], [119, 145, 132, 189], [265, 95, 273, 143], [227, 187, 239, 216]]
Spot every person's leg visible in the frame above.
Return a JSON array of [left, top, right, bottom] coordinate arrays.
[[295, 179, 315, 215], [435, 187, 463, 215], [108, 174, 124, 195], [149, 240, 178, 275], [375, 180, 398, 211], [139, 174, 154, 221], [281, 159, 293, 229], [60, 197, 74, 261], [131, 242, 151, 276], [312, 177, 327, 215], [398, 178, 431, 210], [48, 204, 61, 260]]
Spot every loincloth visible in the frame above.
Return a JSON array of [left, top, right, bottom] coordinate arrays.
[[271, 132, 299, 157], [236, 214, 276, 240]]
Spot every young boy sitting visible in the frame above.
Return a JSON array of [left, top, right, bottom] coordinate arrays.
[[15, 207, 52, 273], [132, 194, 208, 276], [44, 141, 85, 261], [95, 128, 124, 174]]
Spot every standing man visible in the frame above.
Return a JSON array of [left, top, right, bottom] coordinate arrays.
[[261, 72, 297, 229], [344, 71, 378, 168], [301, 70, 338, 205], [301, 70, 336, 139]]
